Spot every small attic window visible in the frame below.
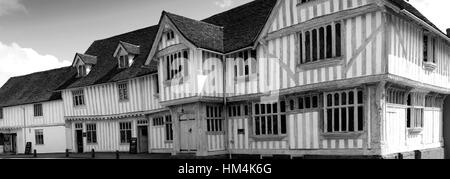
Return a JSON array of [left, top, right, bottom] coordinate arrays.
[[77, 65, 87, 77], [167, 30, 175, 41], [118, 55, 130, 68]]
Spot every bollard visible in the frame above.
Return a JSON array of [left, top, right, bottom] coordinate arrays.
[[91, 149, 95, 158], [33, 149, 37, 158], [65, 149, 69, 158], [116, 150, 120, 159]]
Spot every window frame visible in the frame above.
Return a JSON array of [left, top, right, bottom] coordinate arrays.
[[406, 93, 425, 131], [117, 82, 129, 102], [86, 123, 97, 144], [0, 107, 4, 119], [72, 89, 86, 107], [118, 55, 130, 69], [35, 129, 44, 145], [323, 89, 365, 134], [33, 103, 43, 117], [119, 122, 132, 144], [164, 50, 189, 81], [165, 115, 174, 142], [251, 101, 288, 140], [206, 106, 224, 135], [297, 21, 343, 70]]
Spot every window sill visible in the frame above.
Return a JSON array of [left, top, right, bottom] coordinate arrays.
[[164, 76, 189, 86], [408, 128, 423, 134], [250, 135, 287, 142], [297, 57, 343, 71], [165, 140, 173, 144], [322, 132, 364, 139], [119, 99, 130, 103], [86, 143, 98, 145], [73, 105, 87, 109], [423, 62, 437, 71]]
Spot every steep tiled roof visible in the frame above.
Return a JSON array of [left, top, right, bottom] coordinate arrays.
[[0, 67, 78, 108], [165, 12, 224, 52], [202, 0, 278, 53], [76, 53, 98, 65], [64, 25, 159, 89]]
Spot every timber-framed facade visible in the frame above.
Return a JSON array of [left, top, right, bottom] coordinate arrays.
[[1, 0, 450, 159]]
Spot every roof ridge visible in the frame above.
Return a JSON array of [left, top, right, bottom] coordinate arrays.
[[202, 0, 260, 22], [164, 11, 224, 29], [6, 66, 72, 79], [95, 25, 159, 42]]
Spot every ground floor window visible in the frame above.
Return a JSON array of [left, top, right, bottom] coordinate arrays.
[[165, 115, 173, 141], [35, 130, 44, 145], [119, 122, 132, 144], [86, 124, 97, 144], [253, 101, 287, 136], [324, 89, 364, 133], [207, 106, 224, 133], [407, 93, 425, 129]]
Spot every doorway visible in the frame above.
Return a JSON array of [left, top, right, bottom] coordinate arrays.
[[180, 119, 197, 152], [75, 129, 83, 153], [138, 126, 149, 153], [2, 134, 16, 154]]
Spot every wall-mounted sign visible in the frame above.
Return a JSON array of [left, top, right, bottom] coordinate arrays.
[[129, 138, 138, 154]]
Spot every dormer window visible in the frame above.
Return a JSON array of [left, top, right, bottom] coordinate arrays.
[[72, 53, 97, 78], [77, 65, 87, 77], [167, 30, 175, 41], [118, 55, 129, 69], [114, 41, 140, 69]]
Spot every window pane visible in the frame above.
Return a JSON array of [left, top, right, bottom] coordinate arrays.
[[334, 93, 340, 106], [305, 31, 311, 62], [298, 97, 304, 109], [273, 115, 278, 135], [273, 103, 278, 113], [261, 116, 266, 135], [358, 91, 363, 104], [255, 117, 260, 135], [305, 96, 311, 109], [319, 27, 325, 60], [342, 92, 347, 105], [349, 107, 355, 132], [326, 25, 333, 58], [266, 104, 272, 114], [261, 104, 266, 114], [281, 115, 287, 134], [290, 100, 295, 110], [267, 116, 272, 135], [280, 101, 286, 113], [341, 108, 347, 132], [299, 33, 303, 64], [358, 106, 364, 131], [312, 29, 318, 61], [349, 92, 354, 105], [255, 104, 259, 115], [312, 96, 318, 108], [327, 109, 333, 132], [327, 94, 333, 107], [334, 108, 340, 132], [335, 23, 342, 57]]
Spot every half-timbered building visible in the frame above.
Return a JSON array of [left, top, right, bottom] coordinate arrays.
[[1, 0, 449, 159], [0, 67, 77, 154]]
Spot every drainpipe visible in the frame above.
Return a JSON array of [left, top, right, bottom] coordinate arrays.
[[22, 106, 26, 154]]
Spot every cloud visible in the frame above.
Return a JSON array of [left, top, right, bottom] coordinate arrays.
[[0, 0, 26, 16], [0, 41, 71, 87], [214, 0, 234, 9]]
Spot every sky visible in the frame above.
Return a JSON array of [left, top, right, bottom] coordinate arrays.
[[0, 0, 449, 87]]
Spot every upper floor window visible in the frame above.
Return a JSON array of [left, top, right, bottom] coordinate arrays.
[[118, 82, 129, 101], [167, 30, 175, 41], [299, 22, 342, 65], [77, 65, 87, 77], [233, 50, 257, 78], [33, 104, 43, 117], [324, 89, 364, 133], [72, 89, 85, 107], [118, 55, 130, 68], [0, 108, 3, 119], [423, 32, 437, 64], [153, 74, 160, 94], [165, 50, 189, 80], [253, 101, 287, 137]]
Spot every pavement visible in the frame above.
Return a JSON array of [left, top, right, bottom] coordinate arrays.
[[0, 152, 176, 159]]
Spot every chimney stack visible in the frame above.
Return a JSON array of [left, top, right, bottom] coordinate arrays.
[[447, 28, 450, 38]]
